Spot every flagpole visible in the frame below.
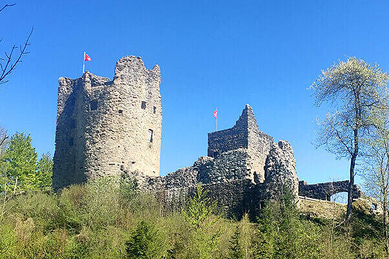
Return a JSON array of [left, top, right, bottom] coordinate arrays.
[[82, 52, 85, 74], [215, 107, 217, 131]]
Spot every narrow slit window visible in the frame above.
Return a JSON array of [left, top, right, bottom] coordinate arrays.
[[90, 100, 98, 110], [153, 106, 156, 114], [141, 101, 146, 109], [148, 129, 153, 142]]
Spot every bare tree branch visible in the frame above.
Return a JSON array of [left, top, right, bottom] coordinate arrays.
[[0, 3, 15, 13], [0, 27, 33, 84]]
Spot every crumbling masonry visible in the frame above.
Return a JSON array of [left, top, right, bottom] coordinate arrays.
[[53, 56, 362, 218], [53, 56, 162, 190]]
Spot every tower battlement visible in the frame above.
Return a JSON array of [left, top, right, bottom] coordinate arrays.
[[53, 56, 162, 190], [207, 104, 273, 182]]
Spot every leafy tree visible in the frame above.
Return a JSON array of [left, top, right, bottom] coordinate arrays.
[[311, 57, 389, 221], [1, 132, 38, 191], [35, 153, 53, 191], [363, 107, 389, 255]]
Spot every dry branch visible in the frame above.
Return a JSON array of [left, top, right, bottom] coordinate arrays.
[[0, 27, 33, 84]]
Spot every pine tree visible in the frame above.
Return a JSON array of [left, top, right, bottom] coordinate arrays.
[[228, 225, 243, 259], [183, 185, 220, 259], [125, 220, 162, 259]]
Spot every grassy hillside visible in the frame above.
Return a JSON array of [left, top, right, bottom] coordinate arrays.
[[0, 177, 387, 258]]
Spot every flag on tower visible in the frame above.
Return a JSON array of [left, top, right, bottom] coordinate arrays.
[[83, 52, 91, 74], [214, 108, 218, 131], [84, 53, 91, 61]]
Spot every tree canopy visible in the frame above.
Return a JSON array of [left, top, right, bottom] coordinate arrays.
[[311, 57, 389, 220], [0, 133, 52, 192]]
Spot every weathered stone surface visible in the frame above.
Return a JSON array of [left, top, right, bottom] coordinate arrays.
[[137, 166, 199, 192], [207, 105, 273, 183], [53, 55, 362, 219], [298, 180, 363, 201], [264, 140, 299, 201], [154, 179, 264, 219], [53, 56, 162, 190], [130, 108, 300, 219], [197, 150, 250, 184]]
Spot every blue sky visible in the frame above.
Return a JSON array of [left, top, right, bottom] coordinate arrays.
[[1, 0, 388, 186]]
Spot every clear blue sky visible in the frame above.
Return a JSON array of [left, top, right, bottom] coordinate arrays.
[[1, 0, 388, 186]]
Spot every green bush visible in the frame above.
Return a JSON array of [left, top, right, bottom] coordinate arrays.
[[126, 220, 165, 259], [257, 190, 322, 259], [8, 191, 63, 232], [1, 176, 388, 258], [0, 223, 16, 257]]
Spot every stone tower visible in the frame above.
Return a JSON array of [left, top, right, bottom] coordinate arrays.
[[53, 56, 162, 190], [207, 104, 273, 182]]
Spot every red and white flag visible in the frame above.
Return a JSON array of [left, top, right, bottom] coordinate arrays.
[[83, 52, 91, 74], [84, 53, 91, 61], [213, 109, 217, 119]]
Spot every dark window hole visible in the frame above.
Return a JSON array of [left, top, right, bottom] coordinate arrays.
[[90, 100, 98, 110], [141, 101, 146, 109], [148, 129, 153, 142]]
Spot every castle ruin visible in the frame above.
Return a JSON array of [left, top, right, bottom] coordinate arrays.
[[53, 56, 162, 190], [53, 55, 363, 217], [207, 104, 274, 183]]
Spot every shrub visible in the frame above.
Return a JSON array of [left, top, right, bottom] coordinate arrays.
[[126, 220, 164, 259]]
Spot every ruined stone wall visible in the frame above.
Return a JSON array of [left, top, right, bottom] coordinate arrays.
[[53, 77, 90, 188], [197, 150, 251, 184], [156, 179, 265, 219], [298, 180, 363, 201], [135, 138, 299, 219], [207, 105, 273, 183], [246, 105, 274, 182], [136, 151, 252, 192], [53, 56, 162, 190], [264, 140, 299, 201], [207, 126, 247, 158]]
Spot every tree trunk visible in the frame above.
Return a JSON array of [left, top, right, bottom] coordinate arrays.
[[384, 195, 388, 255], [346, 127, 359, 222], [346, 154, 356, 221]]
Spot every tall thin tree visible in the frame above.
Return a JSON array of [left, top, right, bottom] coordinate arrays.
[[311, 57, 389, 221]]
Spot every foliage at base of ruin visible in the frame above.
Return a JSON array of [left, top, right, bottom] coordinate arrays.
[[0, 177, 387, 258]]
